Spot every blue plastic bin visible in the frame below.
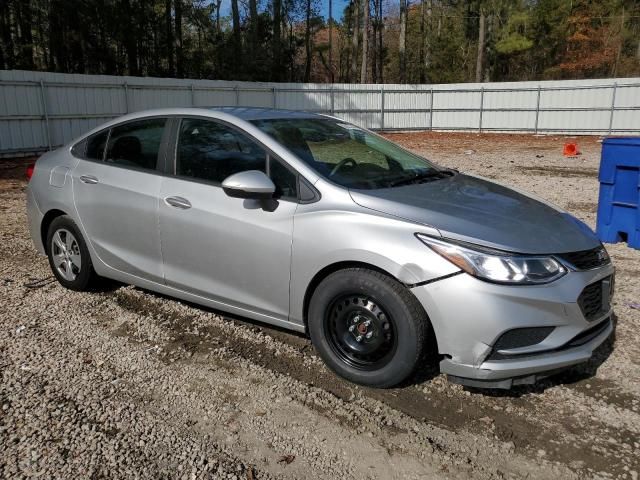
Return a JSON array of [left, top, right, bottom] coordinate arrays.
[[596, 137, 640, 249]]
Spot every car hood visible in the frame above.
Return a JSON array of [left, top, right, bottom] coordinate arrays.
[[349, 173, 600, 254]]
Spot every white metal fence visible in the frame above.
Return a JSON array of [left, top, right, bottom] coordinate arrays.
[[1, 70, 639, 156]]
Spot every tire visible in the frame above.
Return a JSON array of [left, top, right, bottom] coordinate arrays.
[[46, 215, 98, 291], [308, 268, 430, 388]]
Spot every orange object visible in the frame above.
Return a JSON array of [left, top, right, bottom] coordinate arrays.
[[563, 142, 579, 157]]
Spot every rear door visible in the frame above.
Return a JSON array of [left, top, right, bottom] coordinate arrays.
[[158, 117, 299, 320], [72, 117, 170, 283]]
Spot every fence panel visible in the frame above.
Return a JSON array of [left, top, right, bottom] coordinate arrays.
[[0, 70, 639, 156]]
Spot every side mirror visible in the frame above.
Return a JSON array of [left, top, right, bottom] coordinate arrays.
[[221, 170, 276, 199]]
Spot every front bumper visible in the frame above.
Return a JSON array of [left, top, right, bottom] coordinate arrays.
[[411, 263, 615, 388]]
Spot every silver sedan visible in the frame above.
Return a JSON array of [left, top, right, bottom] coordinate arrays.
[[26, 107, 615, 388]]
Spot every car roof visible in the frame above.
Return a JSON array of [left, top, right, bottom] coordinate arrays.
[[211, 107, 325, 121]]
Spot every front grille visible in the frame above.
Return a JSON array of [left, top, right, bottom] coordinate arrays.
[[578, 276, 612, 321], [487, 327, 554, 360], [557, 247, 610, 270]]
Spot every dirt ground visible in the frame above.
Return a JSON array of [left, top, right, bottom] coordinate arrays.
[[1, 132, 639, 479]]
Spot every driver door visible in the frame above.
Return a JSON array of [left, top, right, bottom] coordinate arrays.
[[158, 117, 299, 321]]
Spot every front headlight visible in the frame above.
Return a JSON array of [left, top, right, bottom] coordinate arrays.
[[416, 234, 567, 285]]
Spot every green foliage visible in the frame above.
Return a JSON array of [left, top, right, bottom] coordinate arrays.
[[0, 0, 638, 82]]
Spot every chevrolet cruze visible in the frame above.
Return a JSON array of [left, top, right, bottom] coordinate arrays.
[[26, 107, 615, 388]]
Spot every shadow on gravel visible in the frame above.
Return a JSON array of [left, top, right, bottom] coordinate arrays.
[[466, 314, 618, 399]]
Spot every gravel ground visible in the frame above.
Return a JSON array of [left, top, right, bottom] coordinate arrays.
[[1, 132, 639, 479]]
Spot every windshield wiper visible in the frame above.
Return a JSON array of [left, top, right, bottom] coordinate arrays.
[[387, 169, 455, 187]]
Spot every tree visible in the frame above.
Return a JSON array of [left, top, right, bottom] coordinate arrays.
[[272, 0, 283, 81], [165, 0, 174, 75], [231, 0, 241, 74], [399, 0, 407, 83], [175, 0, 183, 77], [351, 0, 360, 82], [304, 0, 313, 81], [0, 0, 637, 83], [475, 7, 486, 82], [360, 0, 370, 83]]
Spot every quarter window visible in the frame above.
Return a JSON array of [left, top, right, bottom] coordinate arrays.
[[83, 130, 109, 162], [105, 118, 166, 170]]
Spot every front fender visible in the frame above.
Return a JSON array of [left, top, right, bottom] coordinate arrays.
[[288, 208, 459, 325]]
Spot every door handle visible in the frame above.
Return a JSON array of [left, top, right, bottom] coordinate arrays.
[[165, 196, 192, 210], [79, 175, 98, 184]]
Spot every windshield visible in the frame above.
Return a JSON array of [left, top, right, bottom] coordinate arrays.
[[251, 118, 449, 189]]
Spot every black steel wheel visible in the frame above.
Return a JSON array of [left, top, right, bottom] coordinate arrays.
[[325, 294, 397, 370], [308, 268, 431, 388]]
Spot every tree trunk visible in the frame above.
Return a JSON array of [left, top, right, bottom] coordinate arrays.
[[17, 0, 35, 69], [215, 0, 222, 33], [122, 0, 138, 75], [272, 0, 282, 80], [231, 0, 241, 73], [360, 0, 369, 83], [378, 0, 383, 82], [399, 0, 406, 83], [175, 0, 183, 77], [329, 0, 334, 82], [0, 1, 12, 69], [475, 8, 485, 83], [419, 0, 425, 83], [351, 0, 359, 83], [304, 0, 312, 82], [165, 0, 174, 75], [249, 0, 258, 55]]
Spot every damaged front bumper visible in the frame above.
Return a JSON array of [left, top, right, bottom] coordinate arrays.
[[410, 263, 615, 389]]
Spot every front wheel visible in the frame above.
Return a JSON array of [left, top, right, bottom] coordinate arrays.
[[308, 268, 430, 388]]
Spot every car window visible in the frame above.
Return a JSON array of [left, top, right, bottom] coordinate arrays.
[[105, 118, 166, 170], [177, 118, 267, 184], [252, 118, 442, 190], [74, 130, 109, 161]]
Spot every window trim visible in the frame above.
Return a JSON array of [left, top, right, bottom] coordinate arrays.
[[171, 115, 310, 203]]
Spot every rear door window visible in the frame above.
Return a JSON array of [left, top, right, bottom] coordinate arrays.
[[105, 118, 167, 170]]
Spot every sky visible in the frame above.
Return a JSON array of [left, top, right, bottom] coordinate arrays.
[[219, 0, 353, 21]]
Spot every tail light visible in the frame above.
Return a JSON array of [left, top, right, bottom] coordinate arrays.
[[26, 163, 35, 181]]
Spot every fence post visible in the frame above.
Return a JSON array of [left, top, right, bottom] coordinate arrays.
[[191, 84, 195, 106], [429, 88, 434, 130], [39, 80, 52, 151], [534, 85, 541, 134], [235, 85, 240, 106], [272, 87, 276, 108], [123, 82, 129, 113], [608, 82, 618, 135], [330, 86, 335, 115], [380, 88, 385, 130], [478, 87, 484, 133]]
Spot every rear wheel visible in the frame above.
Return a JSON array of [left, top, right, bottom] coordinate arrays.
[[308, 268, 430, 388], [46, 215, 98, 291]]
